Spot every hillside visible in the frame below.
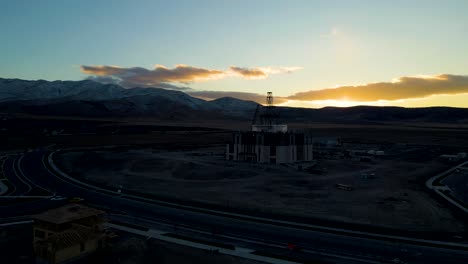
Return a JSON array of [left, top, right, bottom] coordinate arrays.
[[1, 78, 468, 124]]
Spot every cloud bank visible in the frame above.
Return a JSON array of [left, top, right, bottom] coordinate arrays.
[[81, 65, 468, 107], [288, 74, 468, 102], [81, 64, 302, 89], [191, 74, 468, 105]]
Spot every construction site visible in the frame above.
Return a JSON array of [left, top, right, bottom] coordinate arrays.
[[52, 93, 468, 235], [226, 92, 313, 164]]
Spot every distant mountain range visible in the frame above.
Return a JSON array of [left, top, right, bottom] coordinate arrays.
[[0, 78, 257, 120], [279, 105, 468, 124], [1, 78, 468, 124]]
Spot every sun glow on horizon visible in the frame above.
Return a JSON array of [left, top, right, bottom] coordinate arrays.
[[278, 99, 375, 108], [276, 93, 468, 109]]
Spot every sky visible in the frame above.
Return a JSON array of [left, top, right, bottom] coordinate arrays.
[[1, 0, 468, 108]]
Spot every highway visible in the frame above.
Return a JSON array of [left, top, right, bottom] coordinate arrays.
[[426, 160, 468, 214], [0, 153, 63, 216], [442, 168, 468, 204], [2, 150, 468, 263], [3, 155, 30, 196]]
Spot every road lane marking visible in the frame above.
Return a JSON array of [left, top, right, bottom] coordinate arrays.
[[12, 155, 32, 194]]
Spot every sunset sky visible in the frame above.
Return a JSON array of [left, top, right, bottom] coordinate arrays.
[[2, 0, 468, 108]]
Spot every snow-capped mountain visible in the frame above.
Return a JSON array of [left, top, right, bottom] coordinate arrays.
[[0, 78, 258, 119], [1, 78, 468, 124], [209, 97, 258, 110], [0, 78, 125, 102]]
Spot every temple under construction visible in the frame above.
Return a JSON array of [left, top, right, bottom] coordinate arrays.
[[226, 92, 313, 164]]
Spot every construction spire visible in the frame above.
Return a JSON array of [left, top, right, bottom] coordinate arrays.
[[251, 92, 287, 133], [266, 92, 273, 106]]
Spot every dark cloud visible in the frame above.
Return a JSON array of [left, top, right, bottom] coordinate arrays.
[[288, 74, 468, 102]]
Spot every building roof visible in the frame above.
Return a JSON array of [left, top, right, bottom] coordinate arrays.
[[33, 204, 104, 225], [37, 224, 101, 250]]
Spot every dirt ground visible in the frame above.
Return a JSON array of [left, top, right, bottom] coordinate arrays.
[[57, 146, 465, 233]]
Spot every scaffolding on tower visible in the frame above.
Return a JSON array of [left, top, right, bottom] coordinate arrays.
[[251, 92, 287, 133]]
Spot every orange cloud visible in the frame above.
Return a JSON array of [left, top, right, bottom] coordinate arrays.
[[228, 66, 303, 79], [288, 74, 468, 101], [81, 64, 302, 88], [81, 65, 126, 76], [81, 64, 224, 88], [190, 74, 468, 106], [229, 66, 267, 79]]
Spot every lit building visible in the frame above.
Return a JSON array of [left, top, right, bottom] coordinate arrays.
[[226, 92, 313, 164], [33, 204, 109, 264]]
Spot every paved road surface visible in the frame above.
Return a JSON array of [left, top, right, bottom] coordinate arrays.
[[2, 151, 468, 263], [442, 170, 468, 204]]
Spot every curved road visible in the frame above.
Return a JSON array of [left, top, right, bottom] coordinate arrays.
[[3, 150, 468, 263]]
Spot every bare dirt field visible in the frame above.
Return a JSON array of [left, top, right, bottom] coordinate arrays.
[[56, 145, 465, 233]]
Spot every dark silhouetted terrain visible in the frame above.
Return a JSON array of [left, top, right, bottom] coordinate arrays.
[[2, 78, 468, 124]]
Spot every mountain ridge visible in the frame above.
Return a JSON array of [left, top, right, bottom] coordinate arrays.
[[0, 78, 258, 119], [1, 78, 468, 124]]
